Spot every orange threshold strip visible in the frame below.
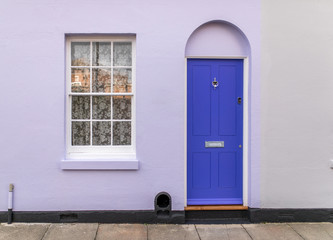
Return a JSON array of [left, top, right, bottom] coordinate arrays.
[[185, 205, 248, 211]]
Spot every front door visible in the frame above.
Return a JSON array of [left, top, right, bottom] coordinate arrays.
[[187, 59, 243, 205]]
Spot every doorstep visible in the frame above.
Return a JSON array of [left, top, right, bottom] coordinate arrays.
[[185, 205, 248, 211]]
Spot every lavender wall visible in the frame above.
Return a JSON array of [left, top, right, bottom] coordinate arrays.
[[0, 0, 260, 211], [185, 21, 250, 57]]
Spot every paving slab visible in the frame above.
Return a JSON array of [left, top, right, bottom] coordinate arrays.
[[0, 223, 49, 240], [196, 224, 252, 240], [42, 223, 98, 240], [227, 224, 253, 240], [96, 224, 147, 240], [243, 223, 303, 240], [148, 224, 199, 240], [289, 223, 333, 240], [320, 223, 333, 237]]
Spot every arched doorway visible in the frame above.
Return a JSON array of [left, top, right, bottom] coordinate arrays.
[[185, 21, 250, 207]]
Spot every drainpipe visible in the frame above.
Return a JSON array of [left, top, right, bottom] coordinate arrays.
[[8, 184, 14, 224]]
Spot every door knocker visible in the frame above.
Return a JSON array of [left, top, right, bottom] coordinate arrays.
[[212, 77, 219, 89]]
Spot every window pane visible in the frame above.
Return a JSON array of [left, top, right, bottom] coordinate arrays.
[[113, 96, 131, 120], [113, 68, 132, 93], [92, 96, 111, 119], [113, 121, 131, 145], [71, 68, 90, 93], [72, 121, 90, 145], [92, 121, 111, 145], [92, 42, 111, 66], [72, 96, 90, 120], [71, 42, 90, 66], [92, 68, 111, 93], [113, 42, 132, 66]]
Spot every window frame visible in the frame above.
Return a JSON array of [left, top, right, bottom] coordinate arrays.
[[65, 35, 136, 160]]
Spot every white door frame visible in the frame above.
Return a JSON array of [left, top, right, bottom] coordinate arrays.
[[184, 56, 249, 207]]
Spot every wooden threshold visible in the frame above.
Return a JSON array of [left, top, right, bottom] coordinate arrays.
[[185, 205, 248, 211]]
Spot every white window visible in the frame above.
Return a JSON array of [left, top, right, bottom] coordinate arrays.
[[66, 36, 136, 160]]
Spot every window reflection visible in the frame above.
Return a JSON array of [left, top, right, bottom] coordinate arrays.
[[93, 42, 111, 66], [71, 42, 90, 66], [113, 68, 132, 93], [92, 68, 111, 93], [70, 39, 133, 147], [71, 68, 90, 93], [113, 42, 132, 66]]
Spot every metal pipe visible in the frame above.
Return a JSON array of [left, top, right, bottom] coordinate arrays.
[[8, 184, 14, 224]]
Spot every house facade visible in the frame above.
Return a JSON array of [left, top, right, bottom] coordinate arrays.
[[1, 0, 333, 223]]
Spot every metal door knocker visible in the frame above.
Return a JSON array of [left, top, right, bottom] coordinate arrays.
[[212, 77, 219, 89]]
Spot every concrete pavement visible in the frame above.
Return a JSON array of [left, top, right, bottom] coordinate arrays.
[[1, 222, 333, 240]]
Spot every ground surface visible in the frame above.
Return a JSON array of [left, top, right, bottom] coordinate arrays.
[[1, 222, 333, 239]]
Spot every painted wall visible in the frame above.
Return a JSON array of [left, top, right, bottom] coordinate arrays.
[[185, 21, 250, 57], [0, 0, 260, 211], [261, 0, 333, 208]]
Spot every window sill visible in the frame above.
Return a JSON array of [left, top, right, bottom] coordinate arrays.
[[61, 159, 139, 170]]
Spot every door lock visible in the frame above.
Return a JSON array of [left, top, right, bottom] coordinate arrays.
[[237, 97, 242, 104]]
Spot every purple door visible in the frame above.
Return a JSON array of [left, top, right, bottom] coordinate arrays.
[[187, 59, 243, 205]]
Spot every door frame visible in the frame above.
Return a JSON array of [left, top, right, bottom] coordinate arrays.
[[184, 56, 249, 207]]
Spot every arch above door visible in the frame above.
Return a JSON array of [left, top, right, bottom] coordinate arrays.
[[185, 20, 250, 57]]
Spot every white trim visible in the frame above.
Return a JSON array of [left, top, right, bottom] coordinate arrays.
[[187, 56, 248, 59], [89, 41, 93, 146], [65, 35, 136, 162], [70, 66, 133, 68], [67, 35, 135, 42], [184, 56, 249, 207], [69, 93, 134, 96], [242, 57, 249, 206], [184, 60, 188, 207]]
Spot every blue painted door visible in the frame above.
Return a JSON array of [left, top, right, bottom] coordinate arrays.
[[187, 59, 243, 205]]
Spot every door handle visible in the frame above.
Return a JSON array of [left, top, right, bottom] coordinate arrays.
[[237, 97, 242, 104]]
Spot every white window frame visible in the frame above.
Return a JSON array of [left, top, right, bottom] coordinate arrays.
[[65, 35, 136, 162]]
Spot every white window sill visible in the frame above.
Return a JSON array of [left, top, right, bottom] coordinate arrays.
[[61, 159, 139, 170]]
